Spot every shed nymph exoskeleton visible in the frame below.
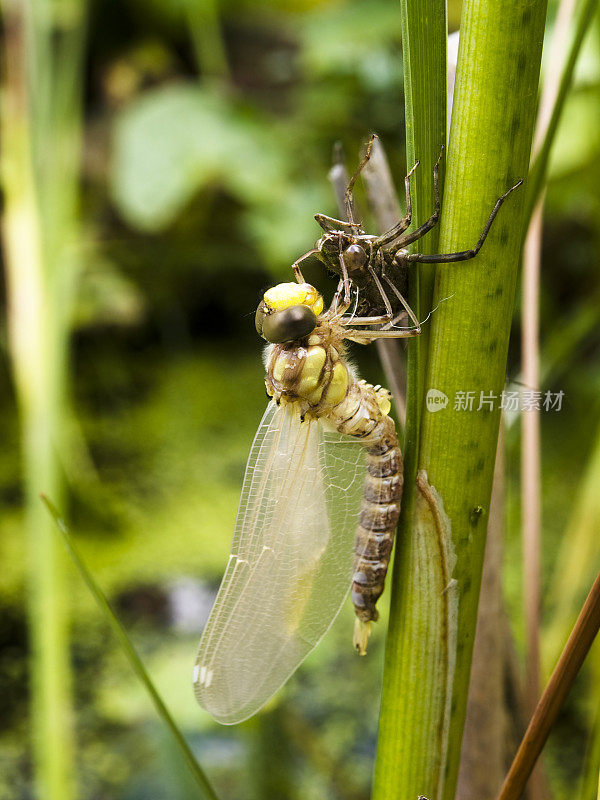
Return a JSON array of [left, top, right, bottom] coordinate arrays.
[[291, 134, 523, 326], [193, 278, 420, 725]]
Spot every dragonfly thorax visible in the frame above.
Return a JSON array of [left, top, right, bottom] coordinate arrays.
[[265, 325, 350, 412]]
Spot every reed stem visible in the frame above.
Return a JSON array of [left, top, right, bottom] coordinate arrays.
[[375, 1, 548, 798], [497, 570, 600, 800], [0, 1, 87, 796], [372, 1, 447, 798]]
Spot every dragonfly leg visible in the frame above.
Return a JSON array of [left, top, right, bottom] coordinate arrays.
[[291, 248, 320, 284], [381, 274, 421, 332], [396, 178, 523, 266], [339, 252, 353, 307], [339, 250, 420, 332], [314, 214, 359, 233], [340, 298, 418, 333], [344, 133, 377, 225], [379, 144, 445, 253], [327, 279, 352, 319], [371, 156, 422, 247], [339, 312, 398, 326], [366, 262, 394, 319], [344, 326, 421, 342], [326, 243, 354, 320]]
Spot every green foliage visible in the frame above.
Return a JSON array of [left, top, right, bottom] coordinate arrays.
[[301, 0, 403, 81], [2, 0, 600, 798], [111, 82, 336, 271], [111, 85, 283, 231]]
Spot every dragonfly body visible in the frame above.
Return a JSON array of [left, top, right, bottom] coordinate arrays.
[[193, 138, 522, 725], [193, 281, 405, 724], [263, 288, 403, 647]]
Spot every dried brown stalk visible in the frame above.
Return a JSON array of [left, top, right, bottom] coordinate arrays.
[[497, 571, 600, 800]]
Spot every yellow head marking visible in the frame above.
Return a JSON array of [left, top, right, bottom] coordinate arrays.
[[263, 283, 324, 317]]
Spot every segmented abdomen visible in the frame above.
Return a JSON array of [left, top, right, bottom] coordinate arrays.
[[332, 383, 403, 644], [354, 423, 402, 614]]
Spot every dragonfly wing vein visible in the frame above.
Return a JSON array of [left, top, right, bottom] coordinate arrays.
[[193, 401, 365, 724]]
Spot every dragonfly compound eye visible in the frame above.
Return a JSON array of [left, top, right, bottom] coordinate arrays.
[[259, 305, 318, 344], [343, 244, 368, 272]]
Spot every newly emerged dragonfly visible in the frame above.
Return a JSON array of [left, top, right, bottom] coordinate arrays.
[[193, 280, 415, 724], [293, 135, 523, 324], [193, 140, 522, 725]]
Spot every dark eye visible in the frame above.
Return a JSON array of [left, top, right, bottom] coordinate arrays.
[[255, 300, 268, 337], [343, 244, 368, 272], [257, 305, 318, 343]]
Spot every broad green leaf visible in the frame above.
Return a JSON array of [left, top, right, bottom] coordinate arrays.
[[111, 84, 286, 232]]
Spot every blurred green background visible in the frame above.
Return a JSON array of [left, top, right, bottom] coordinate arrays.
[[1, 0, 600, 798]]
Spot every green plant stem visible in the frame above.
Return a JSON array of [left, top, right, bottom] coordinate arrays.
[[376, 0, 549, 797], [41, 496, 221, 800], [0, 2, 88, 797], [184, 0, 230, 83], [418, 3, 548, 799], [372, 1, 446, 798], [399, 0, 447, 461]]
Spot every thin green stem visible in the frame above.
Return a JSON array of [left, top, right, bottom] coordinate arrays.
[[525, 0, 599, 220], [400, 0, 447, 463], [184, 0, 230, 83], [373, 1, 446, 798], [42, 496, 221, 800]]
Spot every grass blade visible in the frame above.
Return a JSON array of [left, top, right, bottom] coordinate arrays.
[[41, 494, 221, 800], [1, 2, 86, 795], [525, 0, 599, 220]]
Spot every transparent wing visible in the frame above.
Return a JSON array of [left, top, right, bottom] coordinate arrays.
[[193, 400, 366, 724]]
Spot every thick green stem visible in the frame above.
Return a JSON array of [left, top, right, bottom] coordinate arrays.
[[419, 3, 548, 799]]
